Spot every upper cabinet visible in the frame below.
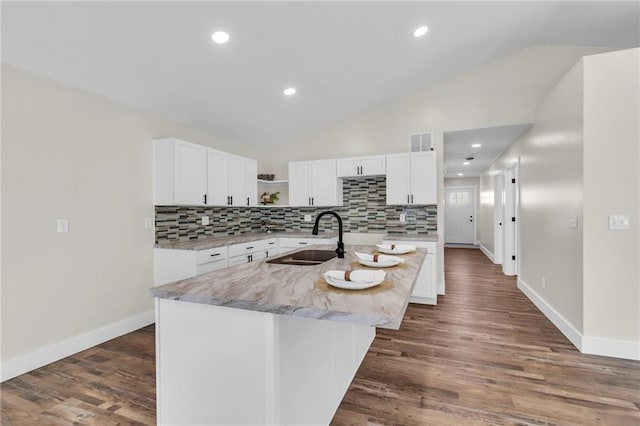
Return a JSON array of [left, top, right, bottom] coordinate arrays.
[[154, 138, 257, 206], [386, 151, 437, 205], [154, 138, 208, 205], [289, 159, 342, 207], [336, 155, 386, 178]]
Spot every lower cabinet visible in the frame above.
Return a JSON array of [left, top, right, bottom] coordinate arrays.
[[155, 246, 229, 285], [382, 239, 437, 305], [228, 238, 277, 266], [278, 237, 337, 254]]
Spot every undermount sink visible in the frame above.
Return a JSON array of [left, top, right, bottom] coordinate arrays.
[[267, 250, 337, 266]]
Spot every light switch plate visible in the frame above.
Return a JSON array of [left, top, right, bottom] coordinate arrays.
[[202, 216, 210, 225], [57, 219, 69, 233], [144, 217, 154, 229], [609, 214, 629, 230], [568, 215, 578, 229]]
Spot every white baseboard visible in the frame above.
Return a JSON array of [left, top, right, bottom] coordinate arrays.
[[517, 278, 582, 351], [582, 336, 640, 361], [1, 310, 155, 382], [479, 244, 496, 263]]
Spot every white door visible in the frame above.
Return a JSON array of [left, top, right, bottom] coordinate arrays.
[[336, 157, 359, 178], [410, 151, 437, 205], [309, 159, 336, 206], [386, 153, 410, 205], [244, 159, 257, 206], [174, 141, 207, 205], [503, 166, 518, 276], [227, 154, 246, 206], [360, 155, 386, 176], [207, 149, 229, 206], [288, 161, 310, 206], [494, 173, 504, 264], [444, 187, 475, 244]]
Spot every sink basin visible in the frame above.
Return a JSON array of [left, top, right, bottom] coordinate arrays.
[[266, 250, 337, 266]]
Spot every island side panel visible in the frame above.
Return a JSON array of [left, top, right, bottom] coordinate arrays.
[[156, 299, 270, 425], [156, 298, 376, 425]]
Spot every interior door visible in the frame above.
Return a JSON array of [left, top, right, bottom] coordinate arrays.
[[445, 187, 475, 244]]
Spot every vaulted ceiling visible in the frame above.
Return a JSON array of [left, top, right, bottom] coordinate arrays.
[[2, 2, 639, 147]]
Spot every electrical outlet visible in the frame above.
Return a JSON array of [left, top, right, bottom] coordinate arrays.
[[400, 213, 406, 223], [202, 216, 210, 225], [144, 217, 153, 229], [57, 219, 69, 233], [304, 214, 312, 222], [609, 214, 629, 230]]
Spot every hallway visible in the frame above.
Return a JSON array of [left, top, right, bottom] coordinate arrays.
[[1, 248, 639, 425]]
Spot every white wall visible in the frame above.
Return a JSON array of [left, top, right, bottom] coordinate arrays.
[[482, 61, 586, 333], [1, 64, 264, 374], [479, 48, 640, 359], [444, 177, 480, 244], [262, 45, 612, 291], [583, 49, 639, 350]]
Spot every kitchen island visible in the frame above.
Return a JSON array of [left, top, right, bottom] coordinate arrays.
[[150, 244, 426, 425]]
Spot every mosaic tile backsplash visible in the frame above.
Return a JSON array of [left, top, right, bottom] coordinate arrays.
[[155, 177, 437, 242]]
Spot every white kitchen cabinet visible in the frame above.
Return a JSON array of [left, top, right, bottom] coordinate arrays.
[[382, 239, 437, 304], [288, 160, 342, 207], [154, 246, 229, 285], [336, 155, 386, 177], [154, 138, 208, 205], [207, 149, 257, 206], [278, 236, 338, 254], [386, 151, 436, 205], [228, 238, 277, 266]]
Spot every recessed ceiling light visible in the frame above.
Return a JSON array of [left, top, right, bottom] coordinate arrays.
[[471, 143, 482, 148], [463, 162, 470, 165], [283, 87, 296, 96], [414, 26, 429, 38], [457, 173, 464, 176], [211, 31, 229, 44]]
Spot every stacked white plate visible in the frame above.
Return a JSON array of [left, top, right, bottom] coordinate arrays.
[[355, 252, 404, 268], [376, 244, 416, 255], [324, 269, 386, 290]]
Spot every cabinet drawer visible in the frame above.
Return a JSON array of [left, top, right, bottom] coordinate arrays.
[[228, 254, 251, 267], [196, 259, 228, 275], [196, 247, 228, 265], [228, 238, 276, 257]]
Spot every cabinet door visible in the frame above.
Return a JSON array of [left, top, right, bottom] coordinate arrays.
[[412, 253, 436, 299], [174, 141, 208, 205], [227, 154, 246, 206], [310, 160, 337, 206], [385, 153, 411, 205], [336, 157, 359, 178], [289, 161, 310, 206], [207, 149, 229, 206], [360, 155, 386, 176], [244, 159, 257, 206], [410, 151, 437, 205]]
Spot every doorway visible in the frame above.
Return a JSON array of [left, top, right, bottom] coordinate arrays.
[[444, 187, 476, 245]]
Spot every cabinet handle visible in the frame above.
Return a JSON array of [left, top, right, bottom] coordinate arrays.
[[411, 194, 414, 204], [407, 194, 410, 204], [298, 242, 308, 245], [308, 197, 311, 206], [312, 197, 314, 206], [230, 196, 233, 205], [247, 197, 250, 206], [203, 194, 207, 204], [246, 246, 254, 250], [210, 253, 220, 257], [268, 242, 275, 245]]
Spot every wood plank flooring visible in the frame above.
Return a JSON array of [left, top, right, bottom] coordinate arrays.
[[2, 248, 639, 425]]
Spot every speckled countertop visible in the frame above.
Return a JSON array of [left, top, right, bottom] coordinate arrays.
[[150, 244, 426, 329], [155, 231, 338, 250]]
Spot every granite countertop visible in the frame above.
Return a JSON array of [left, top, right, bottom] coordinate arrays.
[[150, 244, 426, 329], [155, 231, 339, 251], [382, 233, 438, 242]]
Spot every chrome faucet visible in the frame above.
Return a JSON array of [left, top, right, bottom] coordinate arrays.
[[312, 211, 345, 258]]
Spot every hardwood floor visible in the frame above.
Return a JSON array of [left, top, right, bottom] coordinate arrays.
[[2, 248, 639, 425]]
